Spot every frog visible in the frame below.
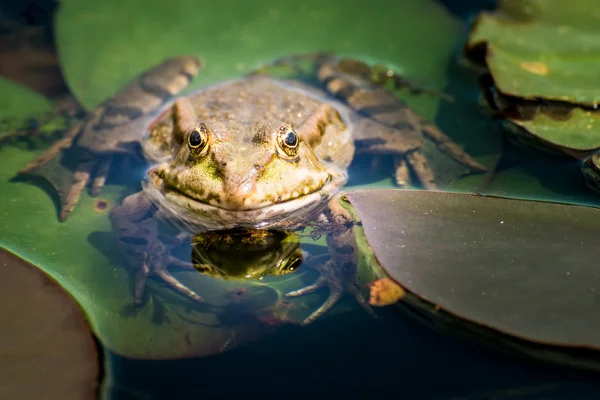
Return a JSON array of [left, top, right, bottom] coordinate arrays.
[[22, 53, 486, 324]]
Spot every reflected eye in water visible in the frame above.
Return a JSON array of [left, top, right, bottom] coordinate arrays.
[[190, 228, 303, 280], [275, 249, 303, 276]]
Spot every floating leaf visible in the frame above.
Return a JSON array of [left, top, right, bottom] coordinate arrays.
[[344, 189, 600, 368], [0, 248, 99, 399], [466, 0, 600, 153], [466, 0, 600, 106]]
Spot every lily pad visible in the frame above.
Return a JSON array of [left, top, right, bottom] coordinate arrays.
[[477, 77, 600, 153], [0, 0, 504, 359], [466, 0, 600, 106], [58, 0, 459, 112], [344, 189, 600, 369], [0, 248, 99, 399], [465, 0, 600, 153]]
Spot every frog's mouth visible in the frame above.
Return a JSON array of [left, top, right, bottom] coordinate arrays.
[[142, 171, 347, 230]]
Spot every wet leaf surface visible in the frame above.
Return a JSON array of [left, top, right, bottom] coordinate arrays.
[[0, 248, 99, 399], [466, 0, 600, 106], [344, 189, 600, 356], [466, 0, 600, 153]]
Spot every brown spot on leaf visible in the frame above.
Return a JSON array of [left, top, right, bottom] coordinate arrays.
[[94, 199, 109, 212]]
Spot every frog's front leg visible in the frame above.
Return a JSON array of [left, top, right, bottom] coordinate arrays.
[[21, 56, 202, 221], [110, 191, 202, 305], [287, 195, 377, 325]]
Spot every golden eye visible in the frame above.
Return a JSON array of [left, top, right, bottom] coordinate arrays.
[[188, 124, 208, 155], [277, 125, 299, 158]]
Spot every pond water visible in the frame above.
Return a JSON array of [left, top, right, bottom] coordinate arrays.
[[2, 0, 600, 398]]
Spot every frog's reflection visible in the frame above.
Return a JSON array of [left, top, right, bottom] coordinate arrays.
[[191, 228, 303, 281]]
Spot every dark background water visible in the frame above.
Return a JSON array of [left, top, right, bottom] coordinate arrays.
[[4, 0, 600, 398]]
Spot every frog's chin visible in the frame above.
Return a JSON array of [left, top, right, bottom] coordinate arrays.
[[141, 174, 345, 231]]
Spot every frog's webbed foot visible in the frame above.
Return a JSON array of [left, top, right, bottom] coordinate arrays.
[[286, 258, 376, 326], [288, 198, 377, 326], [110, 191, 203, 305], [314, 56, 486, 188], [21, 56, 203, 221], [136, 243, 200, 305]]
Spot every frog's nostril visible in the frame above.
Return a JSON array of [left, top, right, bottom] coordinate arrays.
[[220, 161, 227, 167]]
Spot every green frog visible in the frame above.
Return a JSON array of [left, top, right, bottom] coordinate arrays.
[[24, 53, 485, 324]]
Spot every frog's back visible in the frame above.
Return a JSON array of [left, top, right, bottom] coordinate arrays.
[[185, 76, 328, 128]]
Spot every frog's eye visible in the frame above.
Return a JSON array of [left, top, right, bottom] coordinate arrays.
[[276, 125, 299, 159], [188, 124, 208, 156]]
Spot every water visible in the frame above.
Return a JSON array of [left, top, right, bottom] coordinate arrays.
[[3, 0, 600, 398]]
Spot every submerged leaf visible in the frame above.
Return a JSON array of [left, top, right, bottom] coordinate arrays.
[[0, 248, 99, 399]]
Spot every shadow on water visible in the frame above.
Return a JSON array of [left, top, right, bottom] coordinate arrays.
[[104, 307, 600, 398]]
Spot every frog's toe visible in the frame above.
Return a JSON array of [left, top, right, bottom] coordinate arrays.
[[167, 255, 195, 270], [300, 287, 343, 326], [285, 266, 347, 325], [393, 156, 412, 187], [347, 283, 380, 320], [421, 120, 486, 173], [286, 274, 329, 297], [90, 156, 112, 197], [56, 157, 94, 220], [406, 150, 437, 190], [154, 267, 203, 303], [134, 262, 150, 306]]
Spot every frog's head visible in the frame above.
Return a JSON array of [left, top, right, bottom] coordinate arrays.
[[145, 98, 346, 228]]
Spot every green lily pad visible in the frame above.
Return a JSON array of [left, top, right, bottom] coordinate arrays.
[[0, 0, 506, 360], [507, 108, 600, 152], [475, 79, 600, 153], [0, 79, 52, 119], [0, 248, 99, 399], [344, 189, 600, 370], [465, 0, 600, 153], [57, 0, 459, 113], [0, 78, 54, 142], [466, 0, 600, 106]]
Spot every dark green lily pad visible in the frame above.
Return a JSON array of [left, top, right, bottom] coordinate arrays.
[[343, 189, 600, 368], [0, 248, 99, 399]]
